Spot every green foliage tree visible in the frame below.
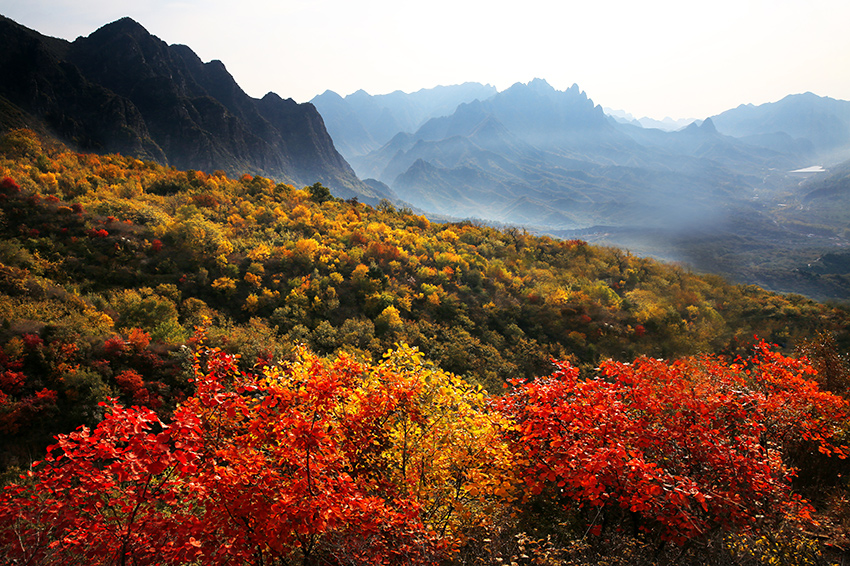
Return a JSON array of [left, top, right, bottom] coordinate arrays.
[[307, 182, 333, 204]]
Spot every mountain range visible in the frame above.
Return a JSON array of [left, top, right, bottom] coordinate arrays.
[[5, 14, 850, 301], [0, 15, 392, 203], [316, 78, 850, 232], [712, 93, 850, 157], [314, 79, 850, 300], [604, 109, 696, 131], [311, 82, 498, 158]]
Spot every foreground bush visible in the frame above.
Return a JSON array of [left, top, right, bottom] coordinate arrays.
[[0, 340, 847, 565], [0, 340, 511, 565]]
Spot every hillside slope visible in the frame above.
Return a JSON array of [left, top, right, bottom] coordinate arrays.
[[2, 128, 850, 565], [0, 15, 390, 203], [1, 128, 849, 463]]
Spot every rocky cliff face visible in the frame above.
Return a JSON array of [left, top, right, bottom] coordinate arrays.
[[0, 15, 387, 201], [0, 16, 164, 161]]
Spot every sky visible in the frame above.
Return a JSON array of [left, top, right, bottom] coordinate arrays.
[[2, 0, 849, 120]]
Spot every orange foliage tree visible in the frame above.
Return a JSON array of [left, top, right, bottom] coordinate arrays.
[[0, 340, 513, 565], [1, 338, 849, 563]]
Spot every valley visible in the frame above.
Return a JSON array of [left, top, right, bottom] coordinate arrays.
[[314, 82, 850, 302], [3, 13, 850, 565]]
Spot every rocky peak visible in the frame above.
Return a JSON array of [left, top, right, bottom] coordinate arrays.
[[0, 16, 382, 202], [699, 117, 718, 134], [528, 77, 555, 93]]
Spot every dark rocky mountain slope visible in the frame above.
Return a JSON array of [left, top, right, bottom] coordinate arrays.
[[0, 15, 389, 202]]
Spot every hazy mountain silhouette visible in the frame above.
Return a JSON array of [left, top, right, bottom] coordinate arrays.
[[311, 82, 498, 159], [0, 15, 390, 202], [350, 79, 811, 231], [604, 108, 697, 131], [711, 93, 850, 159]]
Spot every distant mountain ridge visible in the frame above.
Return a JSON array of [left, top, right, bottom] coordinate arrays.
[[343, 78, 818, 231], [604, 109, 697, 131], [311, 83, 498, 159], [0, 15, 390, 202], [711, 92, 850, 158]]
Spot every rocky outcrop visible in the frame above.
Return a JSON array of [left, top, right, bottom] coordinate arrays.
[[0, 15, 386, 201]]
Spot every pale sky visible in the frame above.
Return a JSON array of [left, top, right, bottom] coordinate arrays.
[[2, 0, 849, 120]]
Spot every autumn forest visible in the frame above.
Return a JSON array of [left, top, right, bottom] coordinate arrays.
[[2, 127, 850, 565]]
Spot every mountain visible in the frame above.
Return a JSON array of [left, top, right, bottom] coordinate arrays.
[[604, 108, 697, 131], [352, 79, 803, 231], [341, 81, 850, 302], [711, 92, 850, 158], [0, 15, 390, 203], [0, 15, 163, 161], [311, 82, 498, 159], [483, 79, 615, 147], [350, 83, 850, 238]]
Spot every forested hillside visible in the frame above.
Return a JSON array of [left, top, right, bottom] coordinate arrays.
[[2, 128, 850, 565]]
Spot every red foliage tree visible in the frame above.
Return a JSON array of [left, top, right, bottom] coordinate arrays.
[[0, 402, 205, 565], [0, 388, 58, 435], [86, 228, 109, 238], [0, 176, 21, 194], [0, 346, 442, 566], [22, 334, 44, 350], [496, 342, 849, 544], [182, 347, 438, 565], [125, 328, 151, 352], [102, 336, 127, 357], [114, 369, 149, 404]]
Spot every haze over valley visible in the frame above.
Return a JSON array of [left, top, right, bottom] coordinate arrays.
[[313, 80, 850, 301], [3, 12, 850, 301], [6, 9, 850, 565]]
